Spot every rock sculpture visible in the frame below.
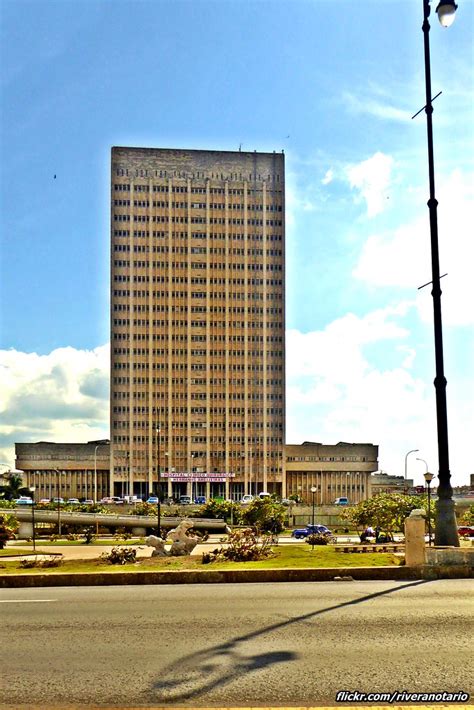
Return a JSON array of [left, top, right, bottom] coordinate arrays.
[[145, 520, 199, 557], [167, 519, 199, 556], [145, 535, 168, 557]]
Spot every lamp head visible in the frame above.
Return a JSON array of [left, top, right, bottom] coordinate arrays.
[[310, 486, 317, 493], [424, 472, 435, 484], [436, 1, 458, 27]]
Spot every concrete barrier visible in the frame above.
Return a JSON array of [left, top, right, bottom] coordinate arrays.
[[0, 564, 471, 588], [13, 509, 227, 538]]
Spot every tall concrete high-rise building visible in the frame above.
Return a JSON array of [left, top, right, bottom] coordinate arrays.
[[110, 147, 285, 500]]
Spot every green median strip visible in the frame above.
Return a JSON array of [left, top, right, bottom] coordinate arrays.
[[0, 545, 402, 575]]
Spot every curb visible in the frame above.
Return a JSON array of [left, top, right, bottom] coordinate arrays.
[[0, 564, 471, 587]]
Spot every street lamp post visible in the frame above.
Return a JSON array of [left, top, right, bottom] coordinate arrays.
[[54, 470, 63, 537], [416, 457, 429, 475], [418, 0, 459, 546], [30, 486, 36, 552], [424, 472, 435, 546], [156, 425, 162, 538], [310, 485, 317, 551], [404, 449, 419, 484], [93, 444, 105, 504], [311, 485, 317, 527]]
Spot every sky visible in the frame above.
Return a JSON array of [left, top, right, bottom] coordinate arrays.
[[1, 0, 473, 487]]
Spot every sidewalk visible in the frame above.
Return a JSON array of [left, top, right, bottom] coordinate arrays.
[[6, 535, 228, 561]]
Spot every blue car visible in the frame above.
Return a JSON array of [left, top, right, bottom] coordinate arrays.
[[291, 524, 332, 540], [146, 496, 159, 504], [194, 496, 206, 504]]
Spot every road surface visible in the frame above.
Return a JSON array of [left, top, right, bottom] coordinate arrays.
[[1, 579, 472, 707]]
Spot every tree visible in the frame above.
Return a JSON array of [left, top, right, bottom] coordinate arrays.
[[196, 499, 242, 524], [0, 513, 19, 549], [241, 498, 286, 534], [340, 492, 434, 534], [0, 473, 29, 501]]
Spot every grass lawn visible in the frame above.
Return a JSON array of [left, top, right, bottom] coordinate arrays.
[[0, 543, 401, 575], [10, 538, 144, 547]]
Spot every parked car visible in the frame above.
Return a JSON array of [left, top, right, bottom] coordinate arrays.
[[15, 496, 33, 505], [146, 496, 159, 504], [241, 494, 254, 504], [110, 496, 124, 504], [123, 495, 142, 504], [83, 499, 94, 505], [179, 495, 192, 505], [100, 497, 114, 504], [258, 492, 271, 500], [194, 496, 206, 505], [291, 524, 333, 539], [334, 497, 349, 506], [39, 498, 50, 504], [457, 526, 474, 537], [67, 498, 80, 504], [52, 497, 65, 504]]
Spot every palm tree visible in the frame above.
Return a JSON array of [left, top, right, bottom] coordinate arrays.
[[0, 473, 29, 501]]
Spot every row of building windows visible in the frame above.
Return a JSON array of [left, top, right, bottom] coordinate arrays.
[[113, 259, 282, 273], [112, 345, 282, 358], [112, 291, 282, 309], [113, 241, 283, 259], [287, 456, 369, 462], [112, 318, 281, 332], [112, 302, 282, 316], [112, 331, 283, 345], [114, 230, 283, 243], [114, 177, 282, 189], [114, 199, 282, 212], [114, 214, 283, 227], [112, 249, 283, 270], [111, 379, 283, 396]]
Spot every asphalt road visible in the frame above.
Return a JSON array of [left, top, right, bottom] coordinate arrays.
[[1, 579, 472, 708]]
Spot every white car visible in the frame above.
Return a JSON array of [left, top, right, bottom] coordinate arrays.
[[15, 496, 33, 505], [241, 494, 254, 504]]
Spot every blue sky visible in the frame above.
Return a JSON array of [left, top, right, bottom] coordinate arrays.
[[1, 0, 473, 486]]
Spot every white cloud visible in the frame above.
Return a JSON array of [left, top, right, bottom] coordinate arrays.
[[321, 169, 334, 185], [353, 169, 474, 326], [346, 152, 394, 217], [286, 306, 473, 487], [343, 90, 411, 124], [0, 345, 110, 468]]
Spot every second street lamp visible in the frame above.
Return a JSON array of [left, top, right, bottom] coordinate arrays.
[[30, 486, 36, 552], [424, 472, 435, 546], [156, 425, 162, 538], [310, 486, 317, 551]]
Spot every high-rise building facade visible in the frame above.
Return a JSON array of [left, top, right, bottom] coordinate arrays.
[[110, 147, 285, 500]]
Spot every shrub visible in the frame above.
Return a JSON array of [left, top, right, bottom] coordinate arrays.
[[201, 528, 275, 564], [20, 555, 63, 569], [306, 533, 328, 546], [101, 546, 137, 565], [460, 504, 474, 526], [196, 498, 242, 523], [0, 513, 19, 549], [132, 502, 157, 516], [114, 527, 133, 541]]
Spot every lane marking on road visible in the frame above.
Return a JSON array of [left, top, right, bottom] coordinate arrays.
[[0, 599, 57, 603]]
